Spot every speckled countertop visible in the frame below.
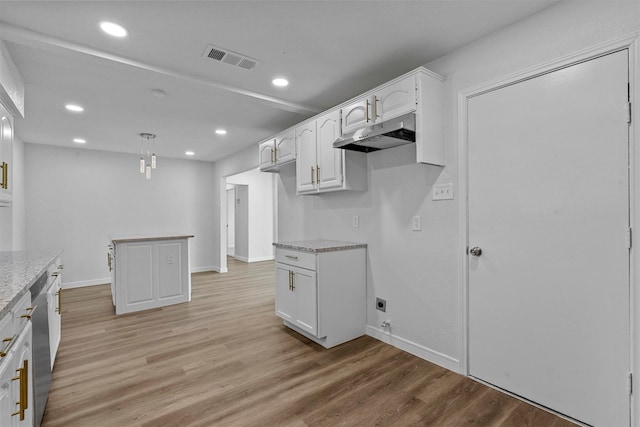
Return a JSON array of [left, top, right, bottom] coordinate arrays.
[[273, 239, 367, 253], [0, 250, 63, 319], [110, 234, 194, 244]]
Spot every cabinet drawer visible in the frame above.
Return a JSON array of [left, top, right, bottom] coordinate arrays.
[[0, 313, 12, 361], [12, 291, 32, 335], [276, 248, 316, 271]]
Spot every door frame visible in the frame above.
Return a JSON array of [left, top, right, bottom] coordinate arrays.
[[457, 32, 640, 423]]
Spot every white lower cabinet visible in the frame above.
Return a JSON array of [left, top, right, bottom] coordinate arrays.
[[274, 244, 366, 348], [0, 321, 33, 427]]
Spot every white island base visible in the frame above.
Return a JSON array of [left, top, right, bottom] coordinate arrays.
[[109, 234, 193, 315]]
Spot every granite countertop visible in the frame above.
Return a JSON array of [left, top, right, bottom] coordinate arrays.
[[0, 250, 63, 319], [273, 239, 367, 253], [110, 233, 194, 244]]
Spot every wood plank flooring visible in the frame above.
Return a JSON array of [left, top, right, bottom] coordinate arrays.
[[43, 258, 576, 426]]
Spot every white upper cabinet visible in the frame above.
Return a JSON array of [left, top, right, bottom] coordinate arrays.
[[341, 75, 417, 134], [296, 110, 366, 195], [259, 129, 296, 172], [295, 121, 317, 193], [316, 110, 343, 190], [0, 103, 13, 207]]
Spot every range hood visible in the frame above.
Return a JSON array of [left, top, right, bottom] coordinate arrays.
[[333, 112, 416, 153]]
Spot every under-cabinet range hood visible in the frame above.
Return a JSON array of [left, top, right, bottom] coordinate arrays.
[[333, 112, 416, 153]]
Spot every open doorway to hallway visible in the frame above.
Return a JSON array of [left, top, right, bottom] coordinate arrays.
[[225, 168, 276, 271]]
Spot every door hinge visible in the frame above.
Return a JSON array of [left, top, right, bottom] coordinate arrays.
[[626, 228, 632, 249], [628, 372, 633, 395]]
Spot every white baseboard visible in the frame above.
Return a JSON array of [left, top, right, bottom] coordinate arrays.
[[233, 255, 274, 263], [366, 325, 461, 373], [248, 255, 275, 262], [63, 278, 110, 289], [191, 266, 217, 273]]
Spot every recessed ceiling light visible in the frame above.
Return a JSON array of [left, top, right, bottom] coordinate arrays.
[[100, 21, 128, 38], [272, 77, 289, 87], [215, 129, 227, 135], [185, 151, 195, 156], [65, 104, 84, 113], [73, 138, 86, 144]]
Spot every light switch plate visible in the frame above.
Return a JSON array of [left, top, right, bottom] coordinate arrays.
[[412, 215, 422, 231], [433, 183, 454, 201], [352, 215, 359, 228]]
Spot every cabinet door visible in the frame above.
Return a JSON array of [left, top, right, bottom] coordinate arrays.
[[341, 98, 371, 134], [275, 264, 295, 322], [275, 130, 295, 165], [316, 110, 343, 191], [375, 75, 416, 122], [295, 121, 317, 194], [10, 323, 32, 427], [0, 105, 13, 206], [259, 140, 275, 170], [291, 267, 317, 336], [0, 351, 14, 427]]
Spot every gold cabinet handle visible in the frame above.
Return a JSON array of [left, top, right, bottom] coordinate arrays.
[[107, 252, 112, 271], [0, 336, 13, 358], [311, 166, 315, 185], [284, 255, 298, 260], [21, 305, 35, 321], [50, 271, 59, 277], [56, 289, 62, 314], [365, 100, 370, 123], [273, 146, 278, 163], [288, 270, 292, 291], [11, 360, 28, 420], [271, 147, 275, 163], [291, 271, 295, 291], [0, 162, 6, 190], [316, 165, 320, 184], [374, 95, 380, 118]]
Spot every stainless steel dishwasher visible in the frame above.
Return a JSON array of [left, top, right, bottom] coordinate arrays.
[[30, 272, 52, 427]]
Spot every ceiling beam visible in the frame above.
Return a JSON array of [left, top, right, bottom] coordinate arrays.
[[0, 22, 322, 116]]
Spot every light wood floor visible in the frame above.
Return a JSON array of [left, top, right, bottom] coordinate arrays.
[[42, 258, 576, 426]]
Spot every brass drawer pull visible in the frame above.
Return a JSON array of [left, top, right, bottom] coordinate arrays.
[[284, 255, 298, 260]]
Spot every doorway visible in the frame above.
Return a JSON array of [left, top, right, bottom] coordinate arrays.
[[466, 50, 630, 426], [225, 168, 276, 269]]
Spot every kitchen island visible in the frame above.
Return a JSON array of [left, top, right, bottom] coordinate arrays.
[[109, 234, 193, 315], [273, 239, 367, 348]]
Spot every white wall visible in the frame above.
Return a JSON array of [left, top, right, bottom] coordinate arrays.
[[227, 168, 275, 262], [25, 143, 216, 287], [239, 1, 640, 370], [226, 188, 235, 254]]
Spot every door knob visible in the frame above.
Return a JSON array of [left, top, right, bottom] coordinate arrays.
[[469, 247, 482, 257]]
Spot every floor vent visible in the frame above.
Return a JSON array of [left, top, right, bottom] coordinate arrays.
[[203, 45, 259, 71]]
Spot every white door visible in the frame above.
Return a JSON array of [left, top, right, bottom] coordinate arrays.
[[468, 50, 630, 427]]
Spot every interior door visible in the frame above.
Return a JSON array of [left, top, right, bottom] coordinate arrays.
[[468, 50, 630, 427]]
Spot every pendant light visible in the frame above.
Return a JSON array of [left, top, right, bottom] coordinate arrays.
[[139, 133, 157, 179]]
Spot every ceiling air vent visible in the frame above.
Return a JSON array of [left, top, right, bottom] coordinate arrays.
[[202, 45, 260, 71]]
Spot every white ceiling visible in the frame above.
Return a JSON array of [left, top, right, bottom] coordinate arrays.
[[0, 1, 559, 163]]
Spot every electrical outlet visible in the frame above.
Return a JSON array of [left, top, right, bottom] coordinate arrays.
[[352, 215, 359, 228], [412, 215, 422, 231], [376, 297, 387, 312], [167, 255, 175, 264], [433, 183, 454, 201]]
